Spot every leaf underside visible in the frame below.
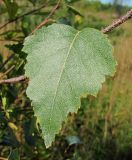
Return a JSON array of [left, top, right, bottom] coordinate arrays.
[[23, 23, 116, 148]]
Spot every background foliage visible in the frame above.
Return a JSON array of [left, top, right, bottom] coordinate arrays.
[[0, 0, 132, 159]]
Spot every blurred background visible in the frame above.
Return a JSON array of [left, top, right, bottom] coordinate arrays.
[[0, 0, 132, 159]]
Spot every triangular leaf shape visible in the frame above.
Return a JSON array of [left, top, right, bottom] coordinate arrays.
[[23, 24, 116, 148]]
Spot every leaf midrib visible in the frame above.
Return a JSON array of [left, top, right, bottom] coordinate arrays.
[[48, 30, 80, 131]]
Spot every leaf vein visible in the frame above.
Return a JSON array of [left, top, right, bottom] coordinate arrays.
[[48, 30, 81, 133]]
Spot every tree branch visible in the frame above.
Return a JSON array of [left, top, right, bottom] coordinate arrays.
[[102, 9, 132, 34], [31, 0, 61, 34], [0, 1, 49, 30], [0, 75, 27, 84], [0, 9, 131, 84]]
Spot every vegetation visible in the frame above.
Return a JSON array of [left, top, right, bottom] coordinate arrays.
[[0, 0, 132, 159]]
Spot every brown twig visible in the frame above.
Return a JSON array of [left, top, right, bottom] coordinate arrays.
[[0, 1, 49, 30], [31, 0, 61, 34], [102, 9, 132, 34], [0, 75, 27, 84], [0, 9, 131, 84]]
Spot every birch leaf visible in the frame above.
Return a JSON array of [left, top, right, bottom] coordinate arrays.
[[23, 24, 116, 148]]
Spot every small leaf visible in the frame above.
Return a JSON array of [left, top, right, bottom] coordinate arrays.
[[67, 5, 83, 17], [66, 135, 82, 145], [8, 122, 18, 131], [23, 24, 116, 148], [8, 149, 20, 160]]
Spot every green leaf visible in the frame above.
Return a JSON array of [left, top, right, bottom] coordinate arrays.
[[67, 5, 83, 17], [23, 24, 116, 148], [8, 149, 20, 160], [66, 135, 82, 145]]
